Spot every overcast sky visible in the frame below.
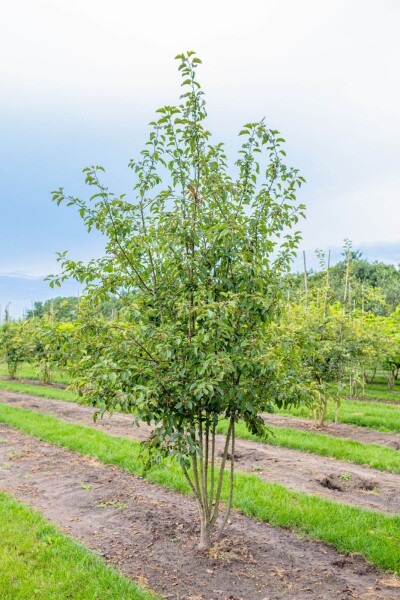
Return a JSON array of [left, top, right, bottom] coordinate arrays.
[[1, 0, 399, 317]]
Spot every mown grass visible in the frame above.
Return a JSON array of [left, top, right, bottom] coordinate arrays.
[[0, 403, 399, 573], [280, 397, 400, 433], [362, 384, 400, 401], [0, 491, 157, 600], [0, 380, 77, 402], [2, 380, 400, 474], [365, 375, 400, 390], [216, 420, 400, 473], [0, 362, 70, 385]]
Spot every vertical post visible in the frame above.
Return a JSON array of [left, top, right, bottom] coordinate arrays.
[[303, 251, 308, 308], [361, 283, 365, 397], [323, 250, 331, 320], [343, 250, 351, 312]]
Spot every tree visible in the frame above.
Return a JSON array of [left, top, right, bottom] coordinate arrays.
[[286, 290, 343, 426], [380, 308, 400, 390], [0, 312, 34, 379], [288, 256, 400, 316], [25, 297, 81, 321], [50, 52, 308, 549], [27, 317, 72, 384]]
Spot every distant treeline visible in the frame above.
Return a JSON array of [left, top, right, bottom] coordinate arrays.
[[289, 253, 400, 315], [25, 255, 400, 321], [26, 296, 120, 321]]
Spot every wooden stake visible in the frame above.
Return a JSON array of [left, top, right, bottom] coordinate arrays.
[[303, 251, 308, 308]]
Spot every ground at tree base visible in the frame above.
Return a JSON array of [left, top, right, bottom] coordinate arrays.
[[1, 424, 400, 599]]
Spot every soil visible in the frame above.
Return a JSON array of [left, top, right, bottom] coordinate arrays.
[[1, 390, 400, 515], [1, 424, 399, 600], [345, 396, 400, 406]]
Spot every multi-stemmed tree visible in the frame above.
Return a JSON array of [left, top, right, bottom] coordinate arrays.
[[50, 52, 308, 549]]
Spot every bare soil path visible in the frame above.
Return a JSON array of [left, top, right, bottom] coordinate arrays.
[[1, 390, 400, 515], [0, 424, 399, 600], [345, 396, 400, 406]]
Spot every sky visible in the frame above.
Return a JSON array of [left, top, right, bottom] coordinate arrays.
[[1, 0, 399, 318]]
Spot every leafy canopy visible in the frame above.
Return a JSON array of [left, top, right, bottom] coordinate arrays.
[[50, 51, 307, 464]]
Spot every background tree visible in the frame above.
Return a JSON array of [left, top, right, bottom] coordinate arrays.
[[27, 317, 73, 384], [26, 297, 80, 321], [50, 51, 310, 549], [0, 311, 34, 379], [288, 255, 400, 316]]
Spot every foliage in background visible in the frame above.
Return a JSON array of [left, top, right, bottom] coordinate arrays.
[[25, 296, 120, 322], [288, 253, 400, 316], [0, 310, 34, 379]]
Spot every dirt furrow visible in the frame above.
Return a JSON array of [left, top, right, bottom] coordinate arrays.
[[1, 390, 400, 515], [0, 425, 399, 600], [345, 396, 400, 406]]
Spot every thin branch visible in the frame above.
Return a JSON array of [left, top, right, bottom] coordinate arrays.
[[92, 170, 154, 296], [208, 421, 216, 514], [210, 415, 233, 526], [217, 417, 235, 540]]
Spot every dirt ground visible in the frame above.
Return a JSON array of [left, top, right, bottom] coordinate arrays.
[[345, 396, 400, 406], [1, 390, 400, 515], [1, 424, 399, 600]]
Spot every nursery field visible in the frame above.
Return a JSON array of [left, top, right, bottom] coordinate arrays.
[[2, 51, 400, 600], [1, 374, 400, 599]]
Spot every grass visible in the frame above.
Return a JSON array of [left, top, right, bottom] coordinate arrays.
[[364, 375, 400, 391], [0, 491, 156, 600], [335, 380, 400, 402], [0, 362, 70, 385], [0, 380, 78, 402], [362, 385, 400, 402], [280, 397, 400, 433], [216, 420, 400, 474], [4, 375, 400, 436], [0, 403, 399, 574], [2, 379, 400, 474]]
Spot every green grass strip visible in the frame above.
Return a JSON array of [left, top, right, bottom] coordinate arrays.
[[3, 377, 400, 435], [0, 491, 156, 600], [216, 420, 400, 474], [2, 379, 400, 477], [362, 387, 400, 402], [0, 362, 70, 385], [327, 380, 400, 401], [0, 403, 399, 573], [2, 379, 400, 474], [280, 397, 400, 433], [0, 380, 77, 402]]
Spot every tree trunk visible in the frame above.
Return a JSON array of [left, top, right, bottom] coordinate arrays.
[[182, 412, 235, 551], [388, 371, 395, 392], [198, 520, 211, 550], [365, 367, 377, 384]]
